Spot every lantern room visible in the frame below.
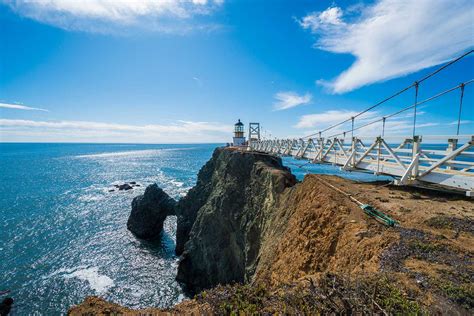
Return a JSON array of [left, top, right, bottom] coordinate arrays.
[[234, 119, 244, 137]]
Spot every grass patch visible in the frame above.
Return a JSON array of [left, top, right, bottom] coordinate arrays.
[[194, 274, 424, 315], [374, 277, 423, 315], [425, 217, 454, 230], [218, 284, 265, 315], [436, 280, 474, 310], [408, 240, 443, 253], [425, 216, 474, 234]]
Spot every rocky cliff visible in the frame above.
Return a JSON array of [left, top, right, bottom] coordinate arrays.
[[175, 147, 296, 292], [173, 148, 397, 295]]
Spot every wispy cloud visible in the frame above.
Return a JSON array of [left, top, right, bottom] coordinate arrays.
[[295, 110, 377, 129], [4, 0, 225, 34], [273, 91, 312, 111], [295, 109, 440, 137], [192, 76, 203, 86], [298, 0, 474, 93], [297, 6, 344, 32], [0, 102, 49, 112], [0, 119, 231, 143], [448, 120, 472, 125], [356, 121, 438, 137]]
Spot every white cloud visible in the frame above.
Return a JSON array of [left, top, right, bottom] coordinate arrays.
[[273, 91, 312, 110], [298, 6, 344, 32], [295, 109, 442, 138], [298, 0, 474, 93], [4, 0, 224, 33], [0, 119, 231, 143], [0, 102, 49, 112], [356, 120, 438, 136], [448, 120, 472, 125], [295, 110, 377, 129]]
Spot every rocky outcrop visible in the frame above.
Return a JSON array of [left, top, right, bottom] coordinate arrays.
[[127, 184, 176, 239], [175, 147, 296, 292]]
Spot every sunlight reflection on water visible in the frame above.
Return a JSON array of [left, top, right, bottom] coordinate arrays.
[[0, 143, 218, 314]]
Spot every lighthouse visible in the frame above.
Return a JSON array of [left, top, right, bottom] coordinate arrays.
[[233, 119, 246, 146]]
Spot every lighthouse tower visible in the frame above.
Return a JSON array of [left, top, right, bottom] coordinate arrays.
[[233, 119, 246, 146]]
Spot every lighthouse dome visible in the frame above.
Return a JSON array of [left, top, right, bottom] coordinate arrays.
[[235, 119, 244, 126]]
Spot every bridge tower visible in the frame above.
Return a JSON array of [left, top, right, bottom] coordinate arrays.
[[248, 122, 260, 148], [233, 119, 246, 146]]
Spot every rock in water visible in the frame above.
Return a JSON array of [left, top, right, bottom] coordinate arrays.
[[0, 297, 13, 316], [127, 184, 176, 239], [119, 183, 133, 191]]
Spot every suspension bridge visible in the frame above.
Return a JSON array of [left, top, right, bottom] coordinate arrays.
[[249, 50, 474, 197]]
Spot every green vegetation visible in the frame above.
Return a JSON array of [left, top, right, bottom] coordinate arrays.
[[374, 277, 423, 315], [425, 216, 454, 230], [218, 284, 265, 315], [194, 274, 424, 315], [425, 216, 474, 235], [408, 239, 443, 254], [435, 280, 474, 310]]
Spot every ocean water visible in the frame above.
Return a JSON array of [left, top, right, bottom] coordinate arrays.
[[0, 143, 219, 315], [0, 143, 390, 314]]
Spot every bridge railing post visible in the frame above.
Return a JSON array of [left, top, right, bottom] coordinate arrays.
[[351, 137, 357, 168], [313, 138, 323, 162], [412, 135, 422, 178], [446, 138, 458, 170]]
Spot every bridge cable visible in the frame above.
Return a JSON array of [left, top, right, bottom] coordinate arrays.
[[456, 83, 465, 135], [324, 79, 473, 139], [351, 117, 355, 139], [285, 161, 398, 226], [412, 82, 419, 138], [381, 117, 386, 137], [302, 49, 474, 139]]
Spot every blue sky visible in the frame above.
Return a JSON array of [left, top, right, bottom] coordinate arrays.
[[0, 0, 473, 143]]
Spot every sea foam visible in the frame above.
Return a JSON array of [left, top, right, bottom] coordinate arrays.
[[63, 267, 114, 294]]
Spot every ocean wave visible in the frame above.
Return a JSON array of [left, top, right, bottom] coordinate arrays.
[[63, 266, 114, 294]]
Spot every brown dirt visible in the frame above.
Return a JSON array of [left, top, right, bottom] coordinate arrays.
[[254, 175, 394, 287], [253, 174, 473, 313]]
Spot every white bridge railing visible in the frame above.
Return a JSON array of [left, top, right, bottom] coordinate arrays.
[[250, 135, 474, 196]]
